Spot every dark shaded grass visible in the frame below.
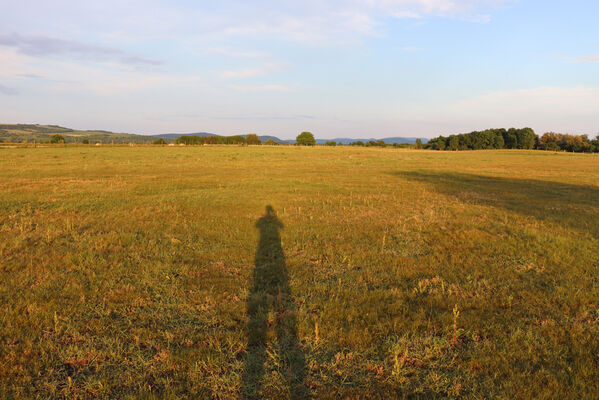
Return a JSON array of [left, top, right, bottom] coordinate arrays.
[[399, 171, 599, 237]]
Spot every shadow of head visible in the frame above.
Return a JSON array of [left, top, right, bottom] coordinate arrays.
[[256, 205, 284, 233]]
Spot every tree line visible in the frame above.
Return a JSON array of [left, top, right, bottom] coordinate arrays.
[[173, 132, 317, 146], [174, 133, 262, 145], [426, 128, 599, 153]]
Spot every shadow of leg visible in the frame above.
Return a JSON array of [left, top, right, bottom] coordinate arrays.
[[241, 290, 268, 399]]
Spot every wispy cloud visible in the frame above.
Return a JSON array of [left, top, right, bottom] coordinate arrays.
[[0, 84, 18, 95], [228, 84, 290, 92], [1, 1, 514, 48], [0, 33, 161, 66], [576, 54, 599, 63], [0, 47, 196, 95]]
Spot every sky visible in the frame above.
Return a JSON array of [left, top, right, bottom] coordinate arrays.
[[1, 0, 598, 139]]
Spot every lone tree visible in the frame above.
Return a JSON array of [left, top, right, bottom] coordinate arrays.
[[415, 138, 423, 149], [246, 134, 262, 145], [296, 131, 316, 146], [153, 138, 167, 145]]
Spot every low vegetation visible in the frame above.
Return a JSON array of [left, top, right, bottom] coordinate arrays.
[[1, 146, 597, 398]]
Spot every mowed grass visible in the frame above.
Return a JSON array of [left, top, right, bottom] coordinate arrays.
[[1, 146, 598, 399]]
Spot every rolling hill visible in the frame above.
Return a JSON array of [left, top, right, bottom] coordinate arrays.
[[0, 124, 426, 145]]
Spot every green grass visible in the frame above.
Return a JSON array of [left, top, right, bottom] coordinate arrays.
[[1, 146, 598, 399]]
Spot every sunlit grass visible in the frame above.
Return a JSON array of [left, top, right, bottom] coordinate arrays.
[[1, 146, 598, 398]]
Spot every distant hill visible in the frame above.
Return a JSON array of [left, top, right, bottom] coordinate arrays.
[[254, 135, 293, 144], [0, 124, 426, 145]]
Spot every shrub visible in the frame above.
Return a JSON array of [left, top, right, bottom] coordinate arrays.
[[325, 141, 337, 146], [153, 138, 166, 145], [264, 139, 278, 145], [82, 139, 89, 144], [50, 134, 65, 144], [175, 135, 202, 145]]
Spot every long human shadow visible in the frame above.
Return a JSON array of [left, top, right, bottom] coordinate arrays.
[[241, 206, 308, 399], [398, 171, 599, 236]]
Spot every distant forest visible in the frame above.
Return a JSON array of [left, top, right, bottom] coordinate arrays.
[[426, 128, 599, 153]]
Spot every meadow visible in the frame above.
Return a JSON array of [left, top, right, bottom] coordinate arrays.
[[1, 146, 598, 399]]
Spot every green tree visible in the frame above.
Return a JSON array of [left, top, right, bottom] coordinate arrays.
[[493, 134, 505, 149], [504, 128, 518, 149], [264, 139, 278, 145], [415, 139, 423, 149], [246, 134, 261, 145], [81, 139, 89, 144], [153, 138, 166, 145], [50, 134, 65, 144], [516, 127, 536, 149], [296, 131, 316, 146], [448, 135, 459, 151], [325, 141, 337, 146]]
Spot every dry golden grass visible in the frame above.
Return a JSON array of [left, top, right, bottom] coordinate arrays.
[[0, 146, 598, 398]]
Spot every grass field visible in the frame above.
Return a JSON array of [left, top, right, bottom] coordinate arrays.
[[1, 146, 598, 399]]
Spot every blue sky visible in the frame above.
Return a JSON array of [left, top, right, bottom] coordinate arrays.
[[1, 0, 598, 139]]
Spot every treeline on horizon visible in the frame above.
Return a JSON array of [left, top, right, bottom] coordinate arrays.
[[426, 128, 599, 153], [173, 134, 263, 145]]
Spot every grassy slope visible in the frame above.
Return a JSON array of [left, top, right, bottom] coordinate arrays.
[[0, 124, 149, 144], [0, 147, 598, 399]]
